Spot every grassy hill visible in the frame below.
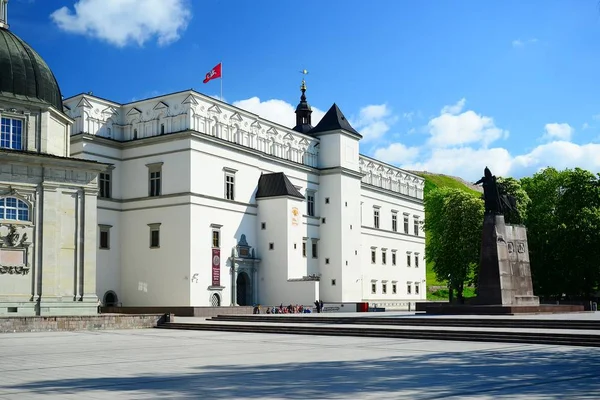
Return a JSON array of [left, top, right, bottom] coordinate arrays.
[[412, 171, 482, 300]]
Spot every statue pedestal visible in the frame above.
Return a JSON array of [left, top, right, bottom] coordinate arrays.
[[474, 214, 539, 306]]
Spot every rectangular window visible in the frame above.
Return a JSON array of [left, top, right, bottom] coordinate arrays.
[[147, 163, 163, 197], [381, 250, 387, 265], [371, 283, 376, 294], [269, 242, 274, 250], [98, 225, 111, 249], [225, 172, 235, 200], [414, 216, 420, 236], [0, 117, 23, 150], [392, 283, 397, 294], [331, 279, 336, 286], [371, 248, 376, 264], [382, 283, 387, 294], [307, 191, 315, 216], [392, 212, 398, 232], [311, 240, 318, 258], [415, 283, 420, 295], [373, 208, 380, 228], [415, 254, 419, 268], [261, 222, 266, 230], [148, 223, 161, 248], [407, 283, 412, 295], [302, 239, 307, 257], [403, 214, 409, 234], [99, 172, 111, 199], [392, 252, 397, 266], [407, 253, 412, 267], [212, 230, 220, 248]]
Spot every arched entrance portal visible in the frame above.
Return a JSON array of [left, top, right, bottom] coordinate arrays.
[[103, 291, 118, 306], [236, 272, 252, 306]]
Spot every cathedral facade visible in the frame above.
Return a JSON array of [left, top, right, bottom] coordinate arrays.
[[0, 1, 106, 316]]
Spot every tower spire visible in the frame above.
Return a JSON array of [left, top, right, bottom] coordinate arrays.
[[292, 69, 313, 134], [0, 0, 8, 30]]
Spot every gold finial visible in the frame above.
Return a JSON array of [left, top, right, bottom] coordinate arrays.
[[300, 69, 308, 91]]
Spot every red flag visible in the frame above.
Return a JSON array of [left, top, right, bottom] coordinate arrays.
[[203, 63, 222, 84]]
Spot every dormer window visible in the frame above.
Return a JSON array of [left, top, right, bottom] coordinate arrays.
[[0, 197, 29, 221], [1, 118, 23, 150]]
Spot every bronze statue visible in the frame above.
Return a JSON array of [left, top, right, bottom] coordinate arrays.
[[474, 167, 517, 216]]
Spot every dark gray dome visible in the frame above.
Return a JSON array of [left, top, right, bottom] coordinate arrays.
[[0, 27, 63, 111]]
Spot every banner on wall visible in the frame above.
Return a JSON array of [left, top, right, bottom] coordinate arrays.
[[291, 207, 299, 226], [212, 248, 220, 286]]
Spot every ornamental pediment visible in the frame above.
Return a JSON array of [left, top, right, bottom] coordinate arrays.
[[153, 101, 169, 111], [76, 97, 93, 109], [208, 104, 222, 114], [102, 106, 119, 116], [229, 112, 243, 122], [283, 133, 295, 141], [182, 94, 199, 105], [266, 126, 278, 135], [126, 107, 142, 116]]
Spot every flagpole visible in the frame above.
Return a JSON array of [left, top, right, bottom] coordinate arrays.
[[220, 61, 223, 101]]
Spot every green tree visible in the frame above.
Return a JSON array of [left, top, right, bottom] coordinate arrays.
[[497, 176, 531, 224], [424, 187, 484, 303], [521, 167, 600, 298]]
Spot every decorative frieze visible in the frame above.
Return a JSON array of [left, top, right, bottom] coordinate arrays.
[[0, 265, 30, 275]]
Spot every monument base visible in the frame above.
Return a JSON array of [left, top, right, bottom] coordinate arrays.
[[415, 302, 585, 315]]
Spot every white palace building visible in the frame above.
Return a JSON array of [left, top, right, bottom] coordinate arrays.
[[0, 1, 425, 314]]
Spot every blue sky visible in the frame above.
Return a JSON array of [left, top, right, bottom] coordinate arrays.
[[8, 0, 600, 180]]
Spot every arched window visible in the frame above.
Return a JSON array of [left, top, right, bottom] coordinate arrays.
[[0, 197, 29, 221]]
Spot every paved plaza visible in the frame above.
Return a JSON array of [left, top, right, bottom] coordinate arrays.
[[1, 326, 600, 399]]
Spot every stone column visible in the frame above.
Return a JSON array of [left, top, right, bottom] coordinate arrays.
[[231, 263, 238, 306], [39, 182, 59, 302], [81, 188, 98, 304], [252, 267, 258, 305], [74, 189, 83, 300], [32, 186, 42, 303]]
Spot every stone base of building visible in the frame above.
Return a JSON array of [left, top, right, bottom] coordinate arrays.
[[1, 298, 99, 316], [415, 302, 585, 315], [0, 313, 165, 333]]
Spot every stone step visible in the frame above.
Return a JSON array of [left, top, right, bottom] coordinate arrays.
[[156, 322, 600, 347], [208, 315, 600, 331]]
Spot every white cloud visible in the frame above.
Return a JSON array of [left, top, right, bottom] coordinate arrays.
[[427, 98, 508, 148], [232, 97, 325, 128], [351, 104, 398, 142], [441, 98, 466, 115], [512, 38, 538, 48], [582, 122, 590, 130], [542, 123, 574, 141], [50, 0, 192, 47], [371, 99, 600, 181], [373, 143, 420, 165]]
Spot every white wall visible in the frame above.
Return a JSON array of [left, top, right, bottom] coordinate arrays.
[[360, 187, 426, 301], [96, 207, 121, 304], [120, 205, 191, 306]]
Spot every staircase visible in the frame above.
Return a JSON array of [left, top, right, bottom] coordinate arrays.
[[155, 314, 600, 348]]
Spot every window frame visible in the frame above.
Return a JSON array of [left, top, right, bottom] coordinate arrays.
[[148, 223, 161, 249], [0, 196, 30, 222], [403, 213, 409, 234], [391, 211, 398, 232], [147, 162, 163, 197], [311, 239, 319, 259], [99, 171, 112, 199], [98, 224, 112, 250], [0, 117, 24, 150], [306, 190, 315, 217], [391, 250, 397, 266], [373, 207, 380, 228], [211, 224, 222, 249], [224, 168, 236, 201], [302, 238, 307, 257]]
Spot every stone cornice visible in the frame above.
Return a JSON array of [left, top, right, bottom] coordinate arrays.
[[0, 149, 110, 173]]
